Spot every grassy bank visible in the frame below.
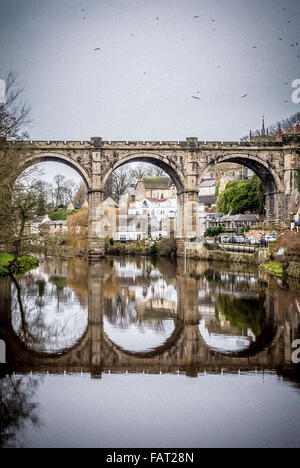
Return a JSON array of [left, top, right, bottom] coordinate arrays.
[[0, 252, 39, 278]]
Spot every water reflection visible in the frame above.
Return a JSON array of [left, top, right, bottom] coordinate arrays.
[[0, 256, 299, 376], [103, 259, 177, 352], [0, 373, 41, 448], [10, 259, 88, 353], [1, 256, 300, 448]]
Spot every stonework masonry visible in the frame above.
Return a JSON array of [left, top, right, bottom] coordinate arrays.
[[14, 130, 300, 258]]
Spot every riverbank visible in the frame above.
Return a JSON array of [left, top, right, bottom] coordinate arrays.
[[105, 238, 300, 280], [0, 252, 39, 278], [105, 238, 176, 258], [184, 242, 300, 280]]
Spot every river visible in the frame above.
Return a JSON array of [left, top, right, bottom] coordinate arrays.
[[0, 256, 299, 448]]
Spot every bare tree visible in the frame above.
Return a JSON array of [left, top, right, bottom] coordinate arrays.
[[104, 167, 132, 202], [72, 182, 88, 207], [241, 111, 300, 141], [104, 163, 168, 202], [0, 71, 31, 140]]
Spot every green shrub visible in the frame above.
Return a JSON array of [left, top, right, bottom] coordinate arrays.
[[204, 226, 225, 237], [109, 238, 114, 246], [49, 208, 76, 221], [0, 254, 39, 278], [150, 242, 158, 257]]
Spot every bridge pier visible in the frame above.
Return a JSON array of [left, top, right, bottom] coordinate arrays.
[[88, 262, 104, 374], [176, 190, 200, 240], [88, 189, 105, 259], [265, 191, 287, 226]]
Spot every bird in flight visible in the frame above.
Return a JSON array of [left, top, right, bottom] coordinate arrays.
[[193, 16, 199, 18], [284, 100, 288, 103], [241, 93, 248, 99], [252, 46, 257, 49], [192, 96, 201, 100], [284, 82, 289, 85], [94, 48, 101, 51]]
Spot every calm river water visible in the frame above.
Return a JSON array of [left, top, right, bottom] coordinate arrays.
[[0, 256, 300, 448]]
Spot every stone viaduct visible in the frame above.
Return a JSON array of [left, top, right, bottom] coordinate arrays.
[[16, 127, 300, 258]]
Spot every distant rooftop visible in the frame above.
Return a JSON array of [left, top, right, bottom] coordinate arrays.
[[198, 195, 216, 205]]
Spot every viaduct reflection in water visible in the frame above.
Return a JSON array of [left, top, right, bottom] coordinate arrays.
[[0, 257, 299, 380]]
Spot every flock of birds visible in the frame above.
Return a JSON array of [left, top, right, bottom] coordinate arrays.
[[79, 5, 299, 105]]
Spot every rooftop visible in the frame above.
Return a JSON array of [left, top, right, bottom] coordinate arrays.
[[199, 195, 216, 205], [200, 179, 216, 188]]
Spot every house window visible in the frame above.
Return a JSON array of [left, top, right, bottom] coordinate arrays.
[[104, 209, 108, 216], [161, 194, 164, 199], [104, 226, 108, 232]]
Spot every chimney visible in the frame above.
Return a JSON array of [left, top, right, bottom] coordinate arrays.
[[276, 130, 283, 140], [295, 124, 300, 134]]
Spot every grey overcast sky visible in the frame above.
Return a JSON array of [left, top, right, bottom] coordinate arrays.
[[0, 0, 300, 181]]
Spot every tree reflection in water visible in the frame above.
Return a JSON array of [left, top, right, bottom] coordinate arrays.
[[215, 295, 267, 337], [10, 267, 88, 353], [0, 373, 41, 448]]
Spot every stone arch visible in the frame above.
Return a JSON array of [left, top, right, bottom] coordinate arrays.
[[102, 152, 185, 193], [21, 151, 92, 188], [200, 152, 286, 224], [200, 152, 283, 193]]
